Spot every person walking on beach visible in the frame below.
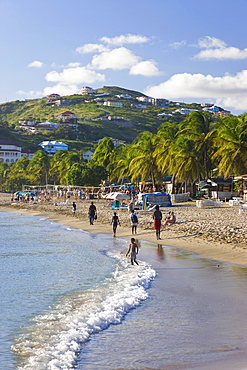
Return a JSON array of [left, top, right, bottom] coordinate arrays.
[[126, 237, 139, 265], [130, 209, 138, 234], [153, 205, 162, 240], [112, 212, 120, 237], [88, 202, 97, 225], [72, 201, 76, 216]]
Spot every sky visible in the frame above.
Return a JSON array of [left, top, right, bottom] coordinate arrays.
[[1, 0, 247, 115]]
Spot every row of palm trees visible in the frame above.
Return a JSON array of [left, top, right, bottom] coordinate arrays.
[[93, 111, 247, 188], [1, 111, 247, 191]]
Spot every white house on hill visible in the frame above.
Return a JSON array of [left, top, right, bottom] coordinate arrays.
[[80, 86, 96, 95], [37, 122, 59, 131], [82, 150, 94, 162], [39, 141, 68, 154], [0, 140, 35, 163]]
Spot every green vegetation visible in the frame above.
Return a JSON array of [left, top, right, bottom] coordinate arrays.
[[1, 86, 247, 192], [0, 86, 190, 151]]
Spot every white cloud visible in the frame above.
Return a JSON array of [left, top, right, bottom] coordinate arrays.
[[100, 33, 149, 46], [130, 60, 162, 76], [45, 66, 105, 84], [170, 40, 187, 49], [91, 47, 140, 70], [76, 43, 109, 54], [196, 46, 247, 60], [197, 36, 227, 49], [28, 60, 44, 68], [16, 90, 42, 97], [43, 84, 80, 96], [194, 36, 247, 60], [17, 85, 80, 98], [144, 70, 247, 110], [67, 62, 81, 68]]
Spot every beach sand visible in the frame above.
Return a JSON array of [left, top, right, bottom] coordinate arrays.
[[1, 193, 247, 266]]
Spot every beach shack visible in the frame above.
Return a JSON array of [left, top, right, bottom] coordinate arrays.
[[234, 174, 247, 201], [141, 192, 172, 209], [207, 177, 233, 200]]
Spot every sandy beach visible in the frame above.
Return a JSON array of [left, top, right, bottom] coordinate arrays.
[[1, 192, 246, 266]]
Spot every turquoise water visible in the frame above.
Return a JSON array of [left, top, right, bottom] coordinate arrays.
[[1, 211, 247, 369]]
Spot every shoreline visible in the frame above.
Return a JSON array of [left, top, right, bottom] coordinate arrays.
[[1, 194, 247, 266]]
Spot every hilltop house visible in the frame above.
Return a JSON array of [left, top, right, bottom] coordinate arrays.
[[151, 98, 170, 107], [136, 96, 152, 104], [115, 94, 132, 99], [103, 100, 123, 108], [82, 150, 94, 162], [38, 141, 68, 155], [80, 86, 96, 95], [37, 122, 59, 131], [0, 140, 35, 163], [56, 111, 78, 129], [46, 93, 61, 106]]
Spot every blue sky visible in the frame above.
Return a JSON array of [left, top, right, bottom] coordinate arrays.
[[1, 0, 247, 115]]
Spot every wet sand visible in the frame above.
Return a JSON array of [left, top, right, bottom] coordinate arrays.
[[1, 193, 247, 266]]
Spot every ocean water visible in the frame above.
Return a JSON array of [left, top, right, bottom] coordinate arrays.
[[1, 211, 247, 370]]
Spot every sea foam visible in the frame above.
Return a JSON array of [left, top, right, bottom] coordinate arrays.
[[12, 252, 156, 370]]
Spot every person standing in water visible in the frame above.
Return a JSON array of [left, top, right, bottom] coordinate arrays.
[[153, 205, 162, 240], [112, 212, 120, 237], [126, 237, 139, 265]]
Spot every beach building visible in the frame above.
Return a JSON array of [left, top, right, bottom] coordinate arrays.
[[234, 174, 247, 200], [204, 177, 233, 200], [38, 141, 68, 155]]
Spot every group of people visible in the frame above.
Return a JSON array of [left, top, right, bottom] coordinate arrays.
[[70, 201, 176, 266], [72, 201, 176, 238], [112, 204, 176, 240]]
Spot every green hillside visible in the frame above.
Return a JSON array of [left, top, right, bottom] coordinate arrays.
[[0, 86, 201, 152]]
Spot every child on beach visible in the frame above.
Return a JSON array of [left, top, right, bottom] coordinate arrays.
[[126, 237, 139, 265]]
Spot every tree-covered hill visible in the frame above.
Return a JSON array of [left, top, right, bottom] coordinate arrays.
[[0, 86, 211, 152]]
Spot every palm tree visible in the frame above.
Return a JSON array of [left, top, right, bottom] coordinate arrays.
[[169, 135, 203, 189], [92, 137, 115, 168], [129, 131, 162, 189], [154, 121, 179, 174], [27, 150, 50, 185], [213, 115, 247, 177], [107, 144, 133, 184], [49, 150, 81, 184], [179, 111, 215, 179], [49, 150, 69, 184]]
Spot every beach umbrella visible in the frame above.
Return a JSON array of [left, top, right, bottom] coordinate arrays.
[[106, 192, 130, 200], [199, 184, 215, 190]]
